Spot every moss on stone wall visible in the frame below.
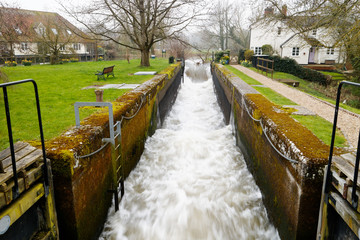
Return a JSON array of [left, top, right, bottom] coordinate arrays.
[[246, 94, 329, 163]]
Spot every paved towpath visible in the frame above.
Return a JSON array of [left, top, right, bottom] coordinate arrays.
[[231, 64, 360, 149]]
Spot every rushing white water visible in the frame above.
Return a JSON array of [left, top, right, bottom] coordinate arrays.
[[99, 61, 280, 240]]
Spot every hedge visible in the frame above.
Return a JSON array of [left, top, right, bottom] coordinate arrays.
[[269, 55, 329, 86]]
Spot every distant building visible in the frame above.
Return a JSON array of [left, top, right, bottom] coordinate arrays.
[[0, 8, 97, 63], [249, 7, 345, 65]]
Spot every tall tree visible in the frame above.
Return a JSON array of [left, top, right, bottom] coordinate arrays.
[[62, 0, 204, 66]]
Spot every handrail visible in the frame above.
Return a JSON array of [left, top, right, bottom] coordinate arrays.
[[0, 79, 49, 198], [324, 81, 360, 209]]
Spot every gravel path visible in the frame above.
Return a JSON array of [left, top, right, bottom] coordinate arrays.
[[231, 64, 360, 149]]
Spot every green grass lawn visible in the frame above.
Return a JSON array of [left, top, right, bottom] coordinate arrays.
[[320, 71, 346, 81], [0, 58, 170, 150], [292, 115, 347, 148], [225, 65, 262, 85], [252, 86, 297, 106]]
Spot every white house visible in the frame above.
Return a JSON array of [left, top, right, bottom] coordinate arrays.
[[249, 8, 345, 65]]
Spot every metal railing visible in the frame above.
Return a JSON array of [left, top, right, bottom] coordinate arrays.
[[0, 79, 49, 199], [324, 81, 360, 209]]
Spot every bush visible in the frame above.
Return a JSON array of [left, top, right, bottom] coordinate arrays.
[[169, 56, 174, 64], [60, 59, 70, 64], [70, 58, 79, 62], [262, 44, 273, 55], [244, 50, 254, 61], [21, 59, 32, 66], [97, 56, 104, 61], [4, 61, 17, 67], [269, 55, 329, 86], [215, 50, 230, 62], [238, 49, 245, 63], [220, 55, 230, 65], [241, 60, 252, 67]]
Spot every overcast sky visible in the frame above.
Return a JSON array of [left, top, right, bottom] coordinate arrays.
[[3, 0, 62, 12]]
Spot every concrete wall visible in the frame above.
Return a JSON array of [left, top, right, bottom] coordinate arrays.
[[212, 63, 329, 239], [45, 63, 183, 240]]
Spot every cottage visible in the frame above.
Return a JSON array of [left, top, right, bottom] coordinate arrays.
[[249, 7, 345, 65]]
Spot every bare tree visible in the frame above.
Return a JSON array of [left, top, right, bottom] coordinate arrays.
[[0, 5, 31, 61], [199, 0, 250, 53], [32, 14, 80, 64], [62, 0, 205, 67]]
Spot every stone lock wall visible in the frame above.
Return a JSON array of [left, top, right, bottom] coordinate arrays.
[[46, 63, 182, 240], [212, 63, 329, 239]]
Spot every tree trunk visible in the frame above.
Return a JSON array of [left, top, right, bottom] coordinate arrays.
[[140, 49, 150, 67]]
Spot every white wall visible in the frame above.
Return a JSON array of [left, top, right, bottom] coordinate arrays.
[[250, 21, 295, 55]]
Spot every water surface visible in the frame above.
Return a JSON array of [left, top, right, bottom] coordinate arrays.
[[100, 61, 279, 240]]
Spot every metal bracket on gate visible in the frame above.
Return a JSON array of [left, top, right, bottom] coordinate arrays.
[[74, 102, 121, 146]]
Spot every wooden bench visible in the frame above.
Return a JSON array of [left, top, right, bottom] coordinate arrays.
[[95, 65, 115, 80]]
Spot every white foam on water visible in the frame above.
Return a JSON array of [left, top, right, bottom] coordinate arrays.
[[99, 61, 280, 240]]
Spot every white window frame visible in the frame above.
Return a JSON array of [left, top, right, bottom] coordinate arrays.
[[59, 45, 65, 51], [254, 47, 262, 55], [292, 47, 300, 56], [73, 43, 81, 51], [21, 42, 28, 51], [51, 28, 58, 35], [327, 48, 335, 55], [15, 27, 22, 35]]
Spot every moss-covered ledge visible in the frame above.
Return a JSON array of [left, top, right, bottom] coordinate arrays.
[[212, 63, 332, 240], [46, 62, 182, 240]]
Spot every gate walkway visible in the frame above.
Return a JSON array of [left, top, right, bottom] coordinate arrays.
[[231, 64, 360, 149]]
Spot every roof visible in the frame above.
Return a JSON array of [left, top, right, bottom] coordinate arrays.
[[0, 8, 92, 43]]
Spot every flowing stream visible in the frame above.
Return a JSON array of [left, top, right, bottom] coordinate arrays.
[[99, 60, 280, 240]]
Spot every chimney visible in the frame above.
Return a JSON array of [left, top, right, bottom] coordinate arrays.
[[282, 5, 287, 16], [264, 7, 274, 16]]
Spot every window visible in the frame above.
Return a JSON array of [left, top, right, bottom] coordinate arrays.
[[277, 27, 282, 35], [312, 29, 317, 36], [14, 27, 22, 35], [254, 47, 262, 55], [38, 27, 45, 35], [51, 28, 58, 35], [327, 48, 334, 55], [66, 29, 72, 35], [21, 42, 28, 51], [292, 47, 300, 56], [73, 43, 81, 50], [59, 45, 65, 51]]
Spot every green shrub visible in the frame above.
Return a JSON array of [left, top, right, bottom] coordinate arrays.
[[262, 44, 273, 55], [269, 55, 329, 86], [241, 60, 252, 67], [244, 49, 254, 61], [215, 50, 230, 62]]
